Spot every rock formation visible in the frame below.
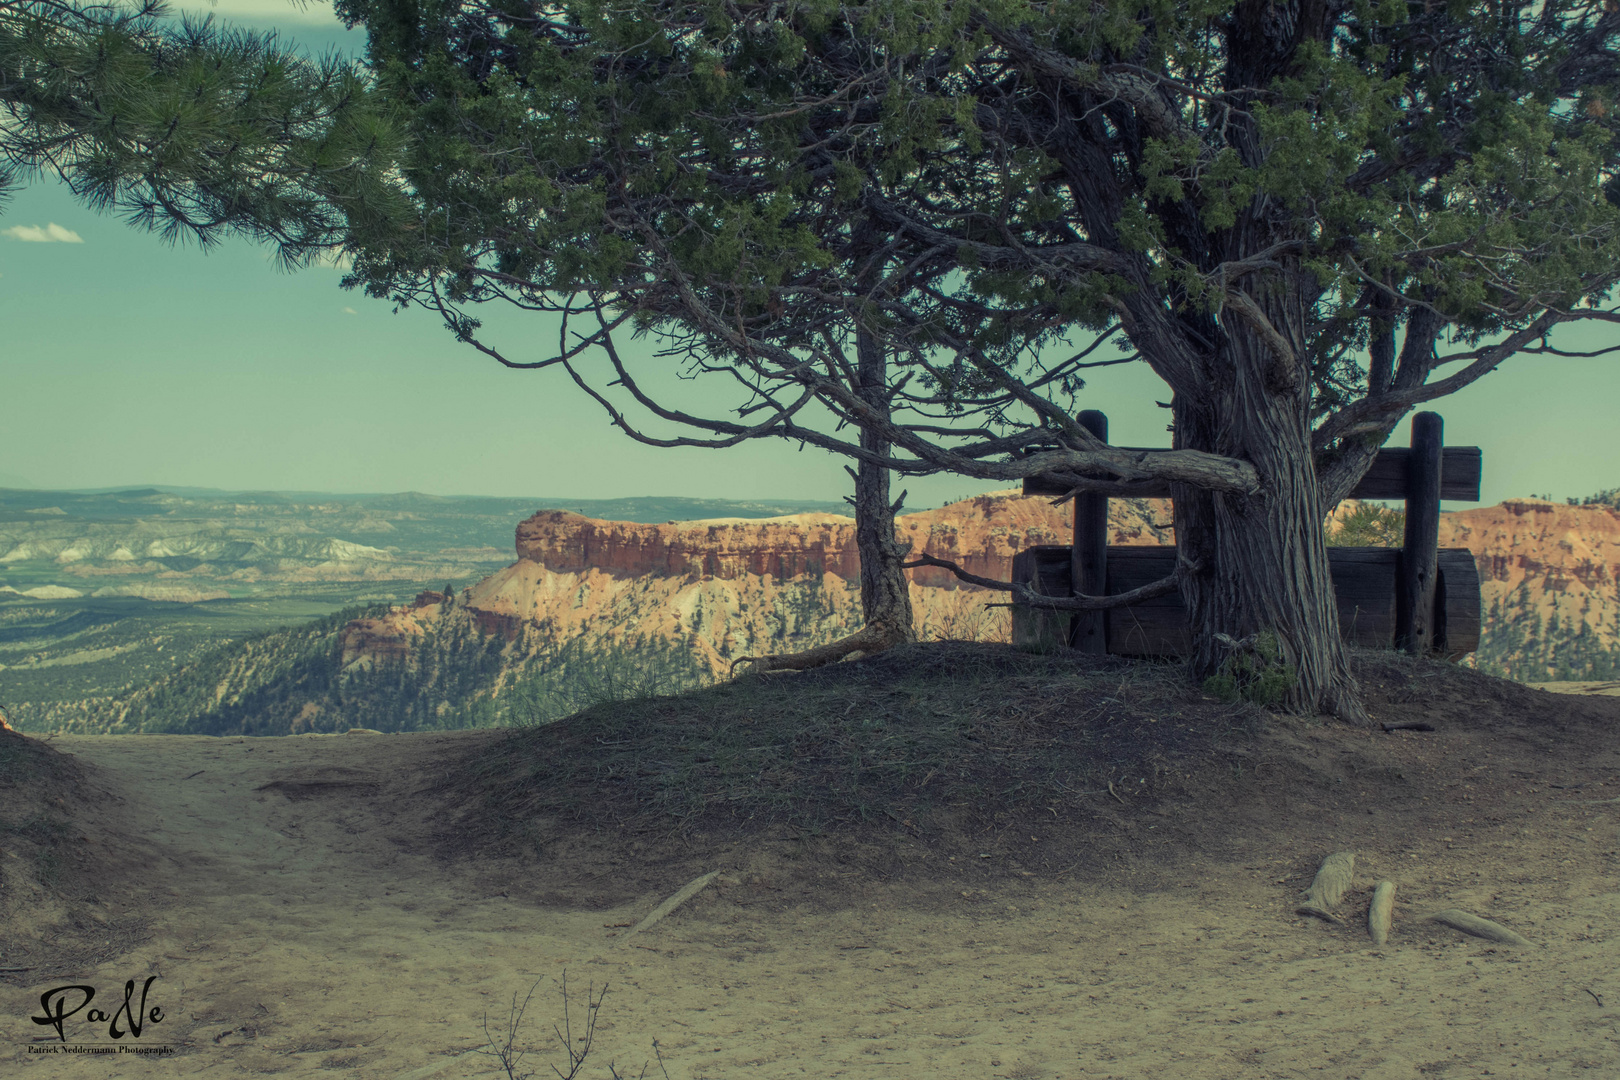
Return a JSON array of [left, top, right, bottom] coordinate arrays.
[[342, 492, 1174, 675], [339, 492, 1620, 683], [1436, 499, 1620, 679]]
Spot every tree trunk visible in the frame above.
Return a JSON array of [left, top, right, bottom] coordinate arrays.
[[853, 425, 917, 647], [728, 327, 914, 675], [1169, 288, 1369, 723], [851, 326, 916, 646]]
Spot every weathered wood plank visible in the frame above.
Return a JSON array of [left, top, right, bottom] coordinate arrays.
[[1398, 413, 1445, 654], [1105, 547, 1193, 656], [1348, 446, 1482, 501], [1102, 547, 1403, 655], [1022, 444, 1481, 501], [1325, 548, 1399, 646], [1010, 547, 1072, 652], [1438, 548, 1482, 661], [1010, 545, 1477, 656]]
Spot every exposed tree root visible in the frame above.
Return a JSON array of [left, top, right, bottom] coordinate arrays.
[[729, 621, 912, 676], [1322, 681, 1374, 726]]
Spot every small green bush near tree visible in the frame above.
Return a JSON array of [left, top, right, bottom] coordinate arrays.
[[1203, 631, 1299, 707], [1330, 503, 1406, 547]]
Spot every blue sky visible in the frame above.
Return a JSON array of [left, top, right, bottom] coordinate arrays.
[[2, 1, 1616, 507]]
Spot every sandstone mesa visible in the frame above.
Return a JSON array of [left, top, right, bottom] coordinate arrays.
[[339, 492, 1173, 673], [340, 492, 1620, 682]]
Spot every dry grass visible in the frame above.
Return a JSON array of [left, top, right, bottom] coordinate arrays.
[[431, 639, 1620, 912], [446, 642, 1271, 887]]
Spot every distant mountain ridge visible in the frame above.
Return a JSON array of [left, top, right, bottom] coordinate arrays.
[[0, 485, 853, 523], [0, 487, 860, 598]]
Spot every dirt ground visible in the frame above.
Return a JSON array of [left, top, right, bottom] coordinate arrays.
[[1537, 681, 1620, 697], [3, 660, 1620, 1079]]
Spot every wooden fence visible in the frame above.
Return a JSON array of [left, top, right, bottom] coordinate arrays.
[[1013, 411, 1483, 661]]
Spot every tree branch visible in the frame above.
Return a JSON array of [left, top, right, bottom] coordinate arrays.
[[1312, 312, 1563, 451], [903, 553, 1192, 611]]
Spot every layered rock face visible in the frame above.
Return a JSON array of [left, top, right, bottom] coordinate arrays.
[[507, 495, 1173, 585], [1439, 499, 1620, 595], [346, 493, 1173, 674], [338, 592, 447, 670], [1437, 499, 1620, 678], [512, 511, 864, 580], [341, 492, 1620, 682]]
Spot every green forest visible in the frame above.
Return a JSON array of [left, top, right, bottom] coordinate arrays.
[[21, 603, 714, 736]]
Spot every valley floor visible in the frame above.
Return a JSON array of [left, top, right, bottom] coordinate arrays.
[[4, 726, 1619, 1079]]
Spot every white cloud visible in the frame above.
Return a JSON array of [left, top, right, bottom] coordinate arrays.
[[176, 0, 342, 26], [2, 223, 85, 243], [343, 306, 358, 315]]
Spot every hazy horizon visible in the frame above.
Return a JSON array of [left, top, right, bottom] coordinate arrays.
[[0, 481, 853, 503]]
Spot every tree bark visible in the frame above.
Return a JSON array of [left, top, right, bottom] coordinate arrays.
[[853, 434, 917, 647], [850, 326, 916, 645], [1170, 284, 1369, 723]]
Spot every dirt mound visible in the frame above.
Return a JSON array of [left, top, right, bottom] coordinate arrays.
[[0, 728, 162, 979], [444, 644, 1620, 912]]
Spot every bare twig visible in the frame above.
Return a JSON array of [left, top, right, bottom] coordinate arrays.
[[479, 976, 545, 1080]]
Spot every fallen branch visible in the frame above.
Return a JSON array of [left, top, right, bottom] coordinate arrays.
[[1427, 908, 1531, 946], [730, 620, 909, 676], [620, 871, 721, 944]]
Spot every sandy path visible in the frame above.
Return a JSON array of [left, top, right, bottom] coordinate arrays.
[[5, 732, 1619, 1078]]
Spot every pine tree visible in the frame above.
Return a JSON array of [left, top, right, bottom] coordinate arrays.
[[334, 0, 1620, 720], [1, 0, 402, 263]]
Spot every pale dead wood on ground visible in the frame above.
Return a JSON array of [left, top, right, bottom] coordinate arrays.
[[619, 871, 721, 944], [1368, 881, 1396, 945], [1296, 851, 1356, 924], [1427, 909, 1532, 946]]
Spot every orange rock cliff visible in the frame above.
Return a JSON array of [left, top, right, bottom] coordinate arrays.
[[339, 493, 1620, 679], [340, 492, 1171, 672]]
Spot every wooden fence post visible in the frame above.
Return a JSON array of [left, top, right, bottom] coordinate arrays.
[[1022, 415, 1481, 658], [1397, 411, 1444, 654], [1071, 410, 1109, 653], [1011, 548, 1072, 652]]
